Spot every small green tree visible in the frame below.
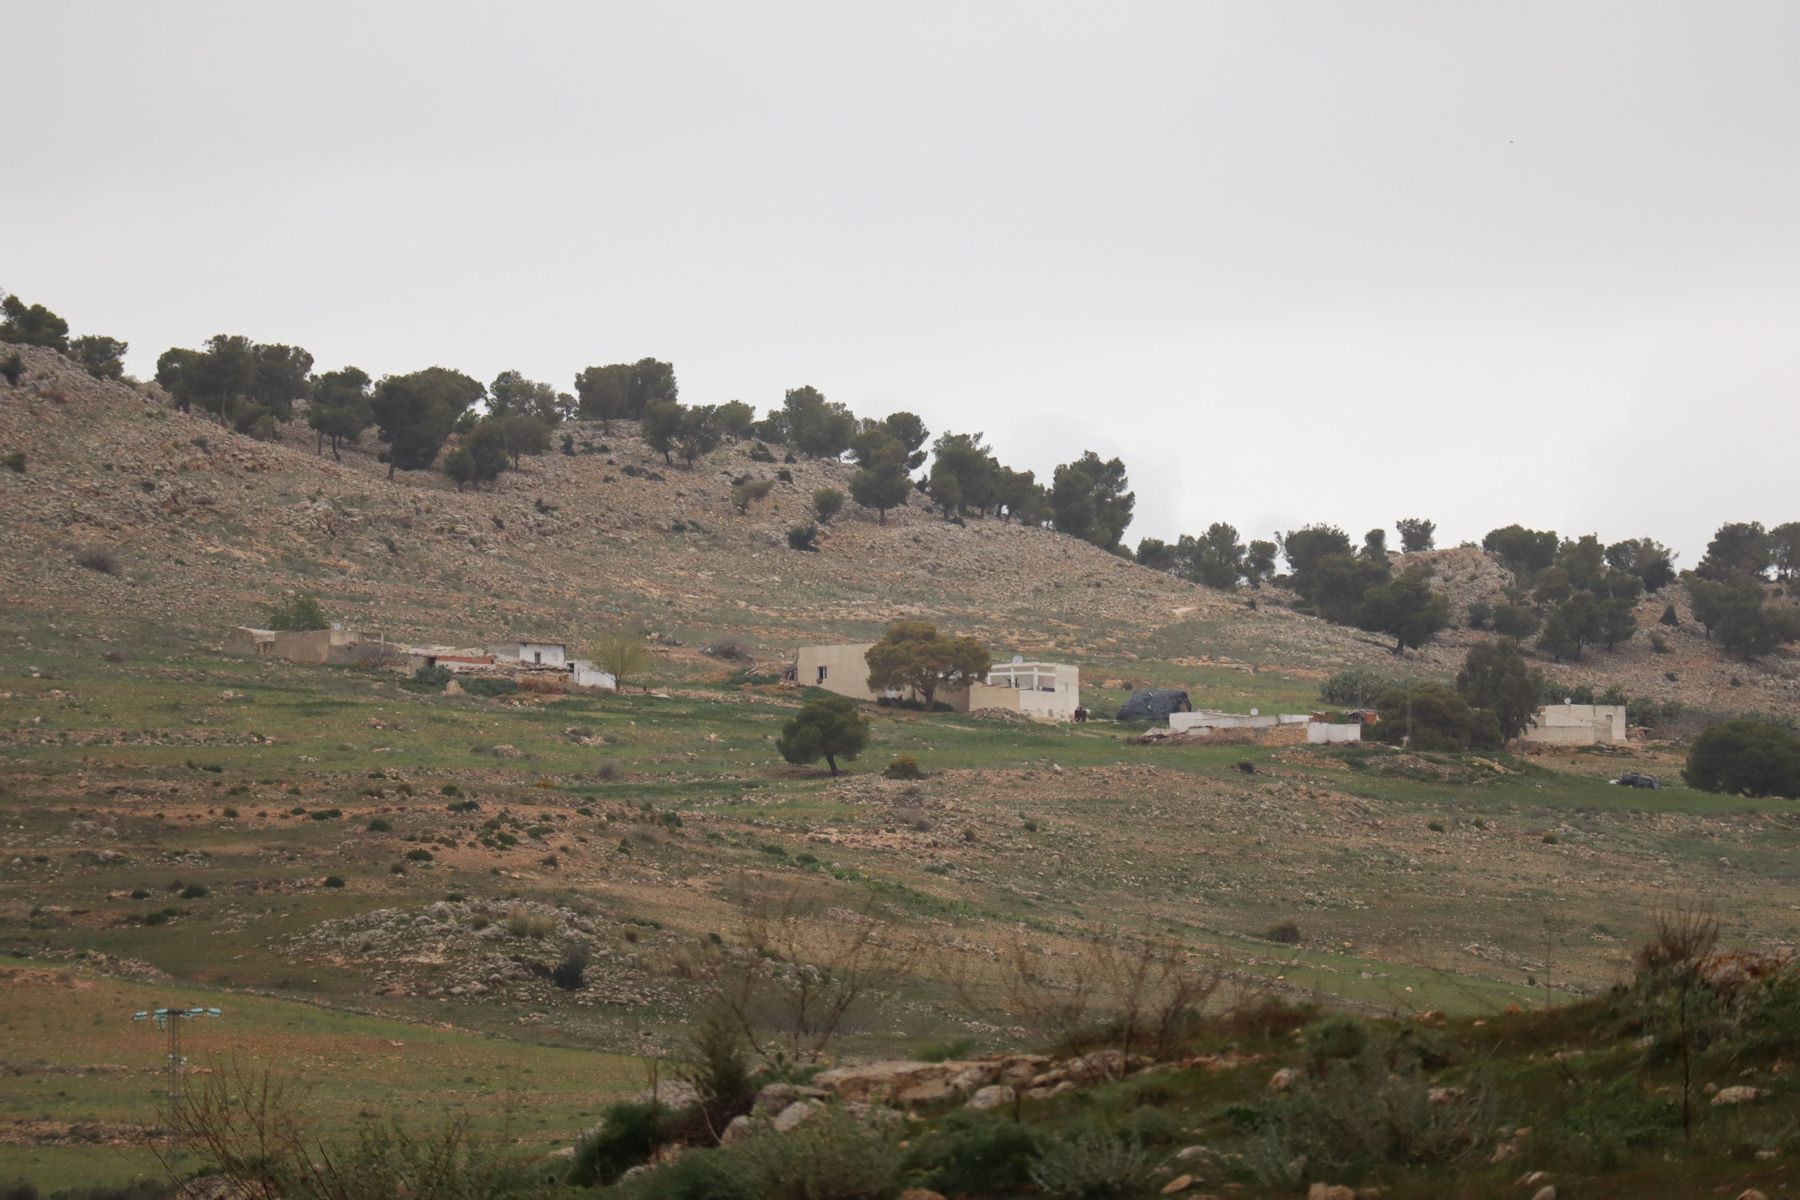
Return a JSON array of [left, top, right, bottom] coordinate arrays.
[[308, 366, 372, 459], [776, 695, 871, 775], [640, 399, 683, 465], [1455, 638, 1544, 741], [1372, 682, 1484, 752], [812, 487, 845, 523], [731, 477, 775, 513], [715, 400, 756, 438], [849, 428, 913, 523], [1356, 565, 1450, 652], [1696, 521, 1772, 581], [591, 633, 650, 692], [369, 366, 484, 478], [443, 447, 476, 491], [1395, 517, 1436, 553], [1242, 540, 1278, 588], [267, 593, 329, 632], [675, 404, 721, 467], [0, 293, 70, 351], [1049, 451, 1134, 551], [70, 334, 128, 381]]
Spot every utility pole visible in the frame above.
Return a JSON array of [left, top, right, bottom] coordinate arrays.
[[133, 1005, 220, 1160]]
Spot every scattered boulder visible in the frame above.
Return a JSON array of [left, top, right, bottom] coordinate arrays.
[[1269, 1067, 1300, 1092], [772, 1099, 822, 1133], [1711, 1085, 1765, 1106], [1161, 1175, 1194, 1194], [965, 1085, 1015, 1111]]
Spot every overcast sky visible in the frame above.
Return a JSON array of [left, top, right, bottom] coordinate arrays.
[[6, 2, 1797, 562]]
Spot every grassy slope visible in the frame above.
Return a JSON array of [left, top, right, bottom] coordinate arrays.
[[3, 638, 1797, 1186]]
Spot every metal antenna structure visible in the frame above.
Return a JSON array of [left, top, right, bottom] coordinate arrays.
[[133, 1005, 221, 1157]]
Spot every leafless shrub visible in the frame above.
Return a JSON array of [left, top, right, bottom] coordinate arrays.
[[166, 1060, 530, 1199], [73, 544, 119, 574], [709, 887, 917, 1065], [942, 932, 1222, 1069]]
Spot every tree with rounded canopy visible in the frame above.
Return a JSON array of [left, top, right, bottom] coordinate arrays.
[[777, 695, 871, 776], [995, 465, 1044, 523], [497, 413, 553, 466], [369, 367, 484, 478], [640, 400, 683, 465], [1136, 538, 1176, 572], [1310, 552, 1390, 624], [1174, 523, 1245, 590], [1355, 564, 1450, 652], [1696, 521, 1772, 581], [783, 385, 857, 458], [0, 292, 70, 351], [462, 419, 510, 485], [1684, 719, 1800, 798], [864, 621, 992, 711], [1455, 638, 1545, 741], [1279, 525, 1354, 596], [1361, 528, 1388, 561], [878, 411, 930, 469], [308, 366, 371, 459], [267, 592, 329, 632], [489, 370, 567, 424], [573, 363, 632, 429], [70, 335, 128, 381], [929, 432, 999, 516], [157, 335, 313, 434], [1242, 540, 1278, 588], [1395, 517, 1435, 553], [628, 358, 678, 416], [1605, 537, 1677, 593], [1372, 682, 1502, 752], [443, 447, 476, 491], [1049, 451, 1134, 551], [1482, 525, 1559, 583], [848, 429, 912, 523], [716, 400, 756, 438], [674, 404, 721, 467], [812, 487, 844, 523], [1767, 521, 1800, 582]]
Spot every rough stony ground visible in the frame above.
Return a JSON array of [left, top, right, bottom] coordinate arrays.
[[1, 341, 1794, 714]]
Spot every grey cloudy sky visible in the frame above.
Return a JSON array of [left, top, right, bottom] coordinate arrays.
[[7, 1, 1797, 562]]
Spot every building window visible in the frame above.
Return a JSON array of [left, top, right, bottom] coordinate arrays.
[[817, 665, 828, 683], [533, 651, 542, 664]]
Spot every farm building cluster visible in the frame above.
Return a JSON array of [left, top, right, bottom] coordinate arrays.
[[227, 624, 1631, 749], [226, 627, 618, 693]]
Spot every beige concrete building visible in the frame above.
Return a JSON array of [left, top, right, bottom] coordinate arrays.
[[1520, 702, 1628, 746], [793, 645, 1082, 721], [795, 643, 883, 700], [225, 626, 390, 665]]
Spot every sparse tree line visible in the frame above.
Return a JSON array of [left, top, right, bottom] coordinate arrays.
[[1133, 512, 1797, 663]]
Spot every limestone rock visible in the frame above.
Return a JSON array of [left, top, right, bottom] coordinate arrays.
[[772, 1099, 821, 1133], [1711, 1085, 1765, 1106], [966, 1084, 1015, 1111]]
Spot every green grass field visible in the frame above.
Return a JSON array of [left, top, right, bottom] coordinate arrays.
[[3, 641, 1796, 1189]]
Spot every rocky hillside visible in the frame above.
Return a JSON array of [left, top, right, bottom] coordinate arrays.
[[1, 343, 1794, 714]]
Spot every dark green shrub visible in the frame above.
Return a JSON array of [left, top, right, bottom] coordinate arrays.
[[323, 875, 346, 889], [0, 352, 23, 386], [615, 1151, 751, 1200], [567, 1100, 672, 1186], [461, 676, 519, 698], [366, 818, 393, 832], [405, 665, 452, 692], [1028, 1126, 1146, 1198], [1684, 718, 1800, 798], [728, 1104, 904, 1199], [552, 946, 588, 990], [404, 848, 434, 862], [1263, 920, 1301, 944], [906, 1111, 1044, 1196], [179, 884, 209, 900], [2, 451, 23, 473], [1319, 668, 1394, 707], [1244, 1042, 1489, 1185], [1302, 1014, 1369, 1073], [787, 524, 819, 552], [677, 1010, 755, 1133], [812, 487, 844, 523], [267, 592, 329, 631], [748, 441, 776, 462]]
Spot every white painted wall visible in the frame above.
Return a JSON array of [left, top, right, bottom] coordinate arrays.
[[1307, 722, 1363, 744]]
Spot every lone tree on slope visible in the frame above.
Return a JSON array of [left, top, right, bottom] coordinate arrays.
[[777, 695, 871, 775]]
